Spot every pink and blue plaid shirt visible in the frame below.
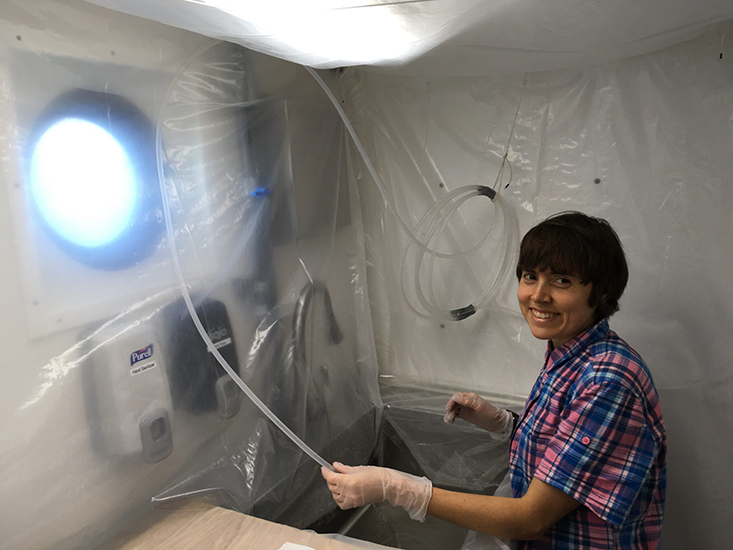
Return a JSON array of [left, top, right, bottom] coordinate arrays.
[[509, 319, 666, 549]]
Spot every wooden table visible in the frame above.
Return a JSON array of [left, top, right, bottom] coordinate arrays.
[[96, 501, 378, 550]]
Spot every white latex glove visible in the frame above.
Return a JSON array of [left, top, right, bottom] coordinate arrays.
[[444, 392, 513, 438], [321, 462, 433, 522]]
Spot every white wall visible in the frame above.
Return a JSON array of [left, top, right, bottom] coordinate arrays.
[[0, 4, 210, 547]]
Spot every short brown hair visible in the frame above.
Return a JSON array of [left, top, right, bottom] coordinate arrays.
[[516, 211, 628, 323]]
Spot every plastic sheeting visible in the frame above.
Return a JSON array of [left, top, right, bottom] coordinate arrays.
[[3, 1, 733, 550], [344, 20, 733, 549], [84, 0, 733, 76], [379, 383, 514, 495], [0, 2, 381, 549], [312, 383, 516, 549]]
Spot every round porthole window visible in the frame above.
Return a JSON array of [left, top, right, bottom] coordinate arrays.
[[26, 89, 162, 270]]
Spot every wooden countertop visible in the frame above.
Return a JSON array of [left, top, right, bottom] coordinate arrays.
[[96, 501, 371, 550]]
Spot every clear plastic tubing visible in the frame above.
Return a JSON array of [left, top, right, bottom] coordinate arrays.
[[306, 67, 519, 320], [150, 49, 515, 474], [305, 66, 419, 244], [400, 187, 517, 320], [156, 41, 333, 471]]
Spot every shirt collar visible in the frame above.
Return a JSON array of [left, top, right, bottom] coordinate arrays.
[[544, 318, 610, 369]]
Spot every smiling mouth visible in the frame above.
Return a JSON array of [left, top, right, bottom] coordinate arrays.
[[530, 308, 559, 320]]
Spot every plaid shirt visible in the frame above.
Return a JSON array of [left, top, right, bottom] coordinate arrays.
[[509, 319, 666, 549]]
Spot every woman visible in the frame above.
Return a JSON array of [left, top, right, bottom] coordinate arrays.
[[322, 212, 666, 549]]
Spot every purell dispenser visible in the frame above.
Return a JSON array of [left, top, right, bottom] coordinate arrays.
[[163, 297, 240, 418], [84, 322, 174, 464]]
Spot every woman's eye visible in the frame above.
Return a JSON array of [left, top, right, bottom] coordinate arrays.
[[555, 277, 572, 285], [522, 272, 536, 281]]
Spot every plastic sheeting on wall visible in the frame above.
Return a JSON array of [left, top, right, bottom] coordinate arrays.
[[0, 1, 381, 548], [3, 2, 733, 550], [84, 0, 733, 76], [343, 21, 733, 549]]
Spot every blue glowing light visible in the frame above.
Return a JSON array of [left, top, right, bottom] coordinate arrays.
[[30, 118, 138, 248]]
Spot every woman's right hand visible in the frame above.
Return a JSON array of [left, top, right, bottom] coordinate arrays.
[[443, 392, 512, 434], [321, 462, 433, 522]]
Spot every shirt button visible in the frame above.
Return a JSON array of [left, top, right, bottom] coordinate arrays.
[[582, 436, 591, 445]]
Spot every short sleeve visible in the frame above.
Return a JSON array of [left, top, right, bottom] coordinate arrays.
[[533, 382, 658, 527]]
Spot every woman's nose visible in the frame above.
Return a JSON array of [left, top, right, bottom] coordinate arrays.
[[531, 281, 551, 302]]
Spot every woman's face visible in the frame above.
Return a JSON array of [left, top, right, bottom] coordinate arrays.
[[517, 268, 596, 349]]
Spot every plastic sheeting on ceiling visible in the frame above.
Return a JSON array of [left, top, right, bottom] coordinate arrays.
[[85, 0, 733, 76]]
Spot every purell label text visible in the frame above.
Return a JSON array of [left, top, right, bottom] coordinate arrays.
[[130, 344, 154, 366]]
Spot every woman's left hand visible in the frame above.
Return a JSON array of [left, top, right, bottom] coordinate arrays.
[[321, 462, 433, 521]]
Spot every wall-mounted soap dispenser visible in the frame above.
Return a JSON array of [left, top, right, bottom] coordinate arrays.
[[84, 320, 174, 464]]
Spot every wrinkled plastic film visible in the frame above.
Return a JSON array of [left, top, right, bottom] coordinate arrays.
[[153, 242, 334, 472], [150, 41, 382, 528], [306, 67, 414, 240], [156, 43, 332, 471], [0, 4, 382, 548], [308, 67, 519, 321], [0, 10, 219, 549], [4, 2, 733, 550], [379, 383, 517, 494], [344, 23, 733, 550], [86, 0, 733, 76]]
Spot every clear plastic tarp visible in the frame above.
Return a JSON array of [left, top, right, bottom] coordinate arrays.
[[2, 1, 733, 550], [379, 383, 514, 495], [0, 2, 380, 548], [343, 21, 733, 549]]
